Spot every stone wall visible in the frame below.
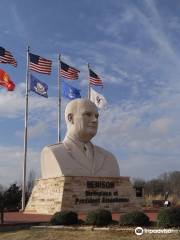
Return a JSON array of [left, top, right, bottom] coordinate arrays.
[[25, 176, 140, 215]]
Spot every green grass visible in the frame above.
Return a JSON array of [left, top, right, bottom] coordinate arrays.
[[0, 229, 179, 240]]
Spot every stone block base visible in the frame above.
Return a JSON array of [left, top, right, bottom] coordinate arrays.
[[25, 176, 140, 215]]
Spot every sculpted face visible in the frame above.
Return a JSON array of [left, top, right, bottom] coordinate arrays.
[[66, 99, 99, 142]]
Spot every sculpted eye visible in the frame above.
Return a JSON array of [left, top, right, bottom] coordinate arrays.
[[86, 112, 91, 117], [83, 112, 98, 118]]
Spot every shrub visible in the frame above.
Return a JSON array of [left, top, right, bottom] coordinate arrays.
[[85, 209, 112, 226], [120, 211, 150, 226], [50, 211, 78, 225], [157, 207, 180, 228]]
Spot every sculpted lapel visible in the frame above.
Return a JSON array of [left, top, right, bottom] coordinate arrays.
[[63, 139, 92, 173]]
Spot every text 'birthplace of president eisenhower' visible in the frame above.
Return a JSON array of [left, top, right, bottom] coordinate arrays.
[[75, 181, 129, 204]]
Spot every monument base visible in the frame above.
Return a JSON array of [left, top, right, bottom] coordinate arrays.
[[25, 176, 140, 215]]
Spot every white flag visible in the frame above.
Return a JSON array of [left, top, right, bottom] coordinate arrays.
[[90, 87, 107, 108]]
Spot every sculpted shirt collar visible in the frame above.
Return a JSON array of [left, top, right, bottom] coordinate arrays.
[[63, 134, 93, 154]]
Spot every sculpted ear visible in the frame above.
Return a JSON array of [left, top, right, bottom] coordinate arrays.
[[67, 113, 74, 123]]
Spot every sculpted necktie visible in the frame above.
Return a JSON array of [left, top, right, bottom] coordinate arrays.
[[83, 144, 91, 159]]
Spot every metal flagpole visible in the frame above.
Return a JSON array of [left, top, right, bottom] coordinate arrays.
[[88, 63, 91, 100], [22, 46, 30, 211], [58, 54, 61, 142]]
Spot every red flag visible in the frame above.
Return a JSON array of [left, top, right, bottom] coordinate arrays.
[[0, 68, 15, 91]]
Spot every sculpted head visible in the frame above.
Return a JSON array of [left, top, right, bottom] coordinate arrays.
[[65, 99, 99, 143]]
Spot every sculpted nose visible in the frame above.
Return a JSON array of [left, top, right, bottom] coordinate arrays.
[[92, 114, 98, 123]]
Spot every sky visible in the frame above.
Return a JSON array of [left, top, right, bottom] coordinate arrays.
[[0, 0, 180, 186]]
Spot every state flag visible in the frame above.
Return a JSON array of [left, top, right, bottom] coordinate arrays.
[[90, 87, 107, 108], [62, 80, 81, 99], [30, 74, 48, 98]]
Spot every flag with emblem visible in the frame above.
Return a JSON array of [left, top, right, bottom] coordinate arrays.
[[90, 87, 107, 108], [0, 47, 17, 67], [60, 61, 80, 80], [62, 80, 81, 99], [29, 52, 52, 75], [0, 68, 15, 91], [30, 74, 48, 98], [89, 68, 103, 87]]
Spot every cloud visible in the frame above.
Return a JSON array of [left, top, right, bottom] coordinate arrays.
[[0, 83, 25, 118], [0, 83, 56, 119], [28, 121, 48, 138], [93, 90, 180, 179], [0, 145, 40, 186], [121, 153, 180, 180], [15, 121, 49, 139], [149, 117, 172, 136], [53, 0, 180, 81], [0, 83, 61, 142]]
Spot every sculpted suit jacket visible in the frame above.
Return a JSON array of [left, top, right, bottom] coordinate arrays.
[[41, 137, 120, 178]]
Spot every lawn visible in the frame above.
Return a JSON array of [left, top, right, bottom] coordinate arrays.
[[0, 228, 179, 240]]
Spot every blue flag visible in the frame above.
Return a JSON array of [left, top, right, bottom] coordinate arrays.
[[62, 80, 81, 99], [30, 74, 48, 98]]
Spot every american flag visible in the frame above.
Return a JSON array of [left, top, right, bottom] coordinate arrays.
[[60, 61, 80, 80], [29, 53, 52, 75], [0, 47, 17, 67], [89, 68, 103, 87]]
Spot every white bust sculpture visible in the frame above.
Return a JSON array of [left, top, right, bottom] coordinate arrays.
[[41, 98, 120, 178]]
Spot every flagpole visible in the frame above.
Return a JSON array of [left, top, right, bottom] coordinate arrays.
[[22, 46, 30, 211], [88, 63, 91, 100], [58, 54, 61, 142]]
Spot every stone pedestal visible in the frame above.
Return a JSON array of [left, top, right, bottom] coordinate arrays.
[[25, 176, 140, 215]]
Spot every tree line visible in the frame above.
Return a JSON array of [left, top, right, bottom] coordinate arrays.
[[133, 170, 180, 197], [0, 170, 35, 224]]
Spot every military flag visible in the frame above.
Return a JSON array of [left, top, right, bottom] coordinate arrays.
[[0, 68, 15, 91]]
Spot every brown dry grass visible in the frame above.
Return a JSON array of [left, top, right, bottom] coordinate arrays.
[[145, 194, 180, 207], [0, 228, 179, 240]]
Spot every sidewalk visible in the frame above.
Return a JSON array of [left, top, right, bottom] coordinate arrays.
[[1, 212, 51, 226], [0, 210, 158, 226]]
